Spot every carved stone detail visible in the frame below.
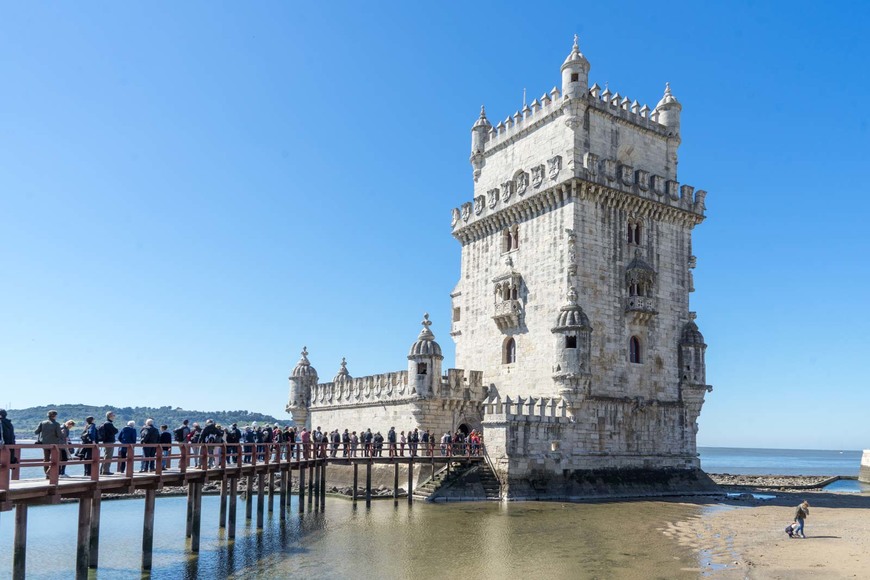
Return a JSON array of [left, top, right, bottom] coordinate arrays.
[[451, 207, 460, 227], [636, 170, 650, 191], [547, 155, 562, 180], [601, 159, 616, 181], [531, 164, 545, 188], [619, 164, 634, 186], [488, 188, 500, 209], [515, 171, 530, 195], [474, 195, 485, 215], [461, 202, 472, 222], [501, 180, 514, 202]]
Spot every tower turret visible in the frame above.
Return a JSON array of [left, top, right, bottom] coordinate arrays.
[[678, 314, 707, 386], [551, 287, 592, 407], [286, 346, 318, 428], [654, 82, 681, 135], [561, 35, 590, 99], [470, 106, 491, 181], [407, 313, 443, 397]]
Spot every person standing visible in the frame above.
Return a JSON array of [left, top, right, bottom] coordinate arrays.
[[225, 423, 241, 464], [139, 419, 160, 472], [300, 427, 310, 460], [80, 417, 98, 476], [34, 410, 64, 479], [117, 421, 137, 473], [100, 411, 119, 475], [59, 420, 76, 477], [0, 409, 16, 466], [159, 425, 173, 469], [388, 427, 397, 458], [794, 500, 810, 538]]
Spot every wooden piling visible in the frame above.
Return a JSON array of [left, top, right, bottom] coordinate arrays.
[[13, 504, 26, 580], [393, 462, 399, 501], [365, 460, 372, 508], [89, 490, 101, 568], [298, 463, 306, 513], [408, 458, 414, 504], [142, 488, 156, 571], [76, 495, 92, 580], [352, 462, 358, 504], [279, 470, 287, 520], [219, 477, 227, 528], [191, 482, 202, 553], [320, 462, 326, 510], [186, 482, 194, 538], [256, 473, 265, 529], [245, 474, 253, 520], [268, 472, 275, 513], [308, 463, 315, 508], [228, 477, 238, 540]]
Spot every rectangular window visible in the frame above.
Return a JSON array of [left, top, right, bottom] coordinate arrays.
[[452, 307, 461, 322], [565, 335, 577, 349]]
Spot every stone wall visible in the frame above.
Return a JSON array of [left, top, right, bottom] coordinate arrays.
[[860, 450, 870, 484]]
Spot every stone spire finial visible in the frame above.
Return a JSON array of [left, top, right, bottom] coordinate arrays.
[[299, 346, 309, 364], [566, 286, 578, 305], [573, 34, 579, 51], [416, 312, 436, 342], [333, 356, 351, 382], [480, 105, 486, 118], [421, 312, 432, 330]]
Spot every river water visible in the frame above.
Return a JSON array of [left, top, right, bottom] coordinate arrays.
[[0, 495, 706, 579]]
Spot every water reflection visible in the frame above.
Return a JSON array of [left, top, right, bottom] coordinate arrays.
[[0, 495, 703, 579]]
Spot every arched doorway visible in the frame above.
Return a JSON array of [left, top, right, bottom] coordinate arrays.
[[457, 423, 470, 436]]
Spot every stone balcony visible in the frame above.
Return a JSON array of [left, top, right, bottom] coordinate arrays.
[[625, 295, 657, 323], [493, 299, 523, 330]]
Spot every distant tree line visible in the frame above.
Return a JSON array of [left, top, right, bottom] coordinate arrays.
[[6, 404, 287, 435]]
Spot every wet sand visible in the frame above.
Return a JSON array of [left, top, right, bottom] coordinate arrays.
[[662, 489, 870, 579]]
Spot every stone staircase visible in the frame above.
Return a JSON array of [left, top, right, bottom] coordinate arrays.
[[413, 461, 502, 501]]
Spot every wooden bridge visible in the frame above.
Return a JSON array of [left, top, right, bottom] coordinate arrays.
[[0, 441, 487, 579]]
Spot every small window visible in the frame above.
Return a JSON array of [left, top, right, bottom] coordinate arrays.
[[417, 363, 427, 375], [452, 307, 461, 322], [565, 335, 577, 349], [571, 73, 579, 82], [627, 222, 642, 245], [629, 336, 642, 364], [503, 337, 516, 364]]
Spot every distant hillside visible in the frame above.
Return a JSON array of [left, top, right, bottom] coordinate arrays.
[[6, 404, 288, 433]]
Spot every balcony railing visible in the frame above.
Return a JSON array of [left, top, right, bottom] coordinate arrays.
[[492, 299, 522, 329]]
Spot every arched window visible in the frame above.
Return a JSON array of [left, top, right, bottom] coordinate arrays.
[[511, 225, 519, 250], [629, 336, 642, 364], [503, 337, 516, 364], [627, 221, 642, 245]]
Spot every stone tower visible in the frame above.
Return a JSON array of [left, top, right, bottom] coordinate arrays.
[[450, 37, 713, 497]]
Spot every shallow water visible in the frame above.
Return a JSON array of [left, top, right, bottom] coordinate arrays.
[[0, 495, 706, 579]]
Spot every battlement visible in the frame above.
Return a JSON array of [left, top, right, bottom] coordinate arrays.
[[477, 81, 672, 160], [482, 393, 571, 423], [310, 368, 485, 409]]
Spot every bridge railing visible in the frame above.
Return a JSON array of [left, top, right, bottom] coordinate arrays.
[[0, 440, 486, 491]]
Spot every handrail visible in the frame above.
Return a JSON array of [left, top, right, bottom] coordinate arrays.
[[0, 442, 487, 491]]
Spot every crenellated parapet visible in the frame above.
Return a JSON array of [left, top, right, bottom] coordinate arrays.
[[310, 367, 485, 410], [482, 392, 571, 424]]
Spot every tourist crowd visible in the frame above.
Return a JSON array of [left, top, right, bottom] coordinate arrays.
[[0, 409, 484, 478]]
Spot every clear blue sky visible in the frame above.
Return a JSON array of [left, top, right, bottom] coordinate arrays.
[[1, 2, 868, 450]]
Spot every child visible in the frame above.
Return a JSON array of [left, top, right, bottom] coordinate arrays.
[[784, 522, 798, 538]]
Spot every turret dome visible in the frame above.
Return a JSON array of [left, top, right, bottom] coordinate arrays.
[[680, 320, 706, 346], [407, 313, 443, 359], [553, 287, 591, 331], [655, 82, 681, 109], [561, 34, 590, 71], [473, 105, 492, 129], [291, 346, 318, 379]]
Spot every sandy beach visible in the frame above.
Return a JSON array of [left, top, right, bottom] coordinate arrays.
[[662, 484, 870, 579]]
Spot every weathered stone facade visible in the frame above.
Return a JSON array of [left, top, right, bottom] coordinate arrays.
[[287, 37, 712, 498]]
